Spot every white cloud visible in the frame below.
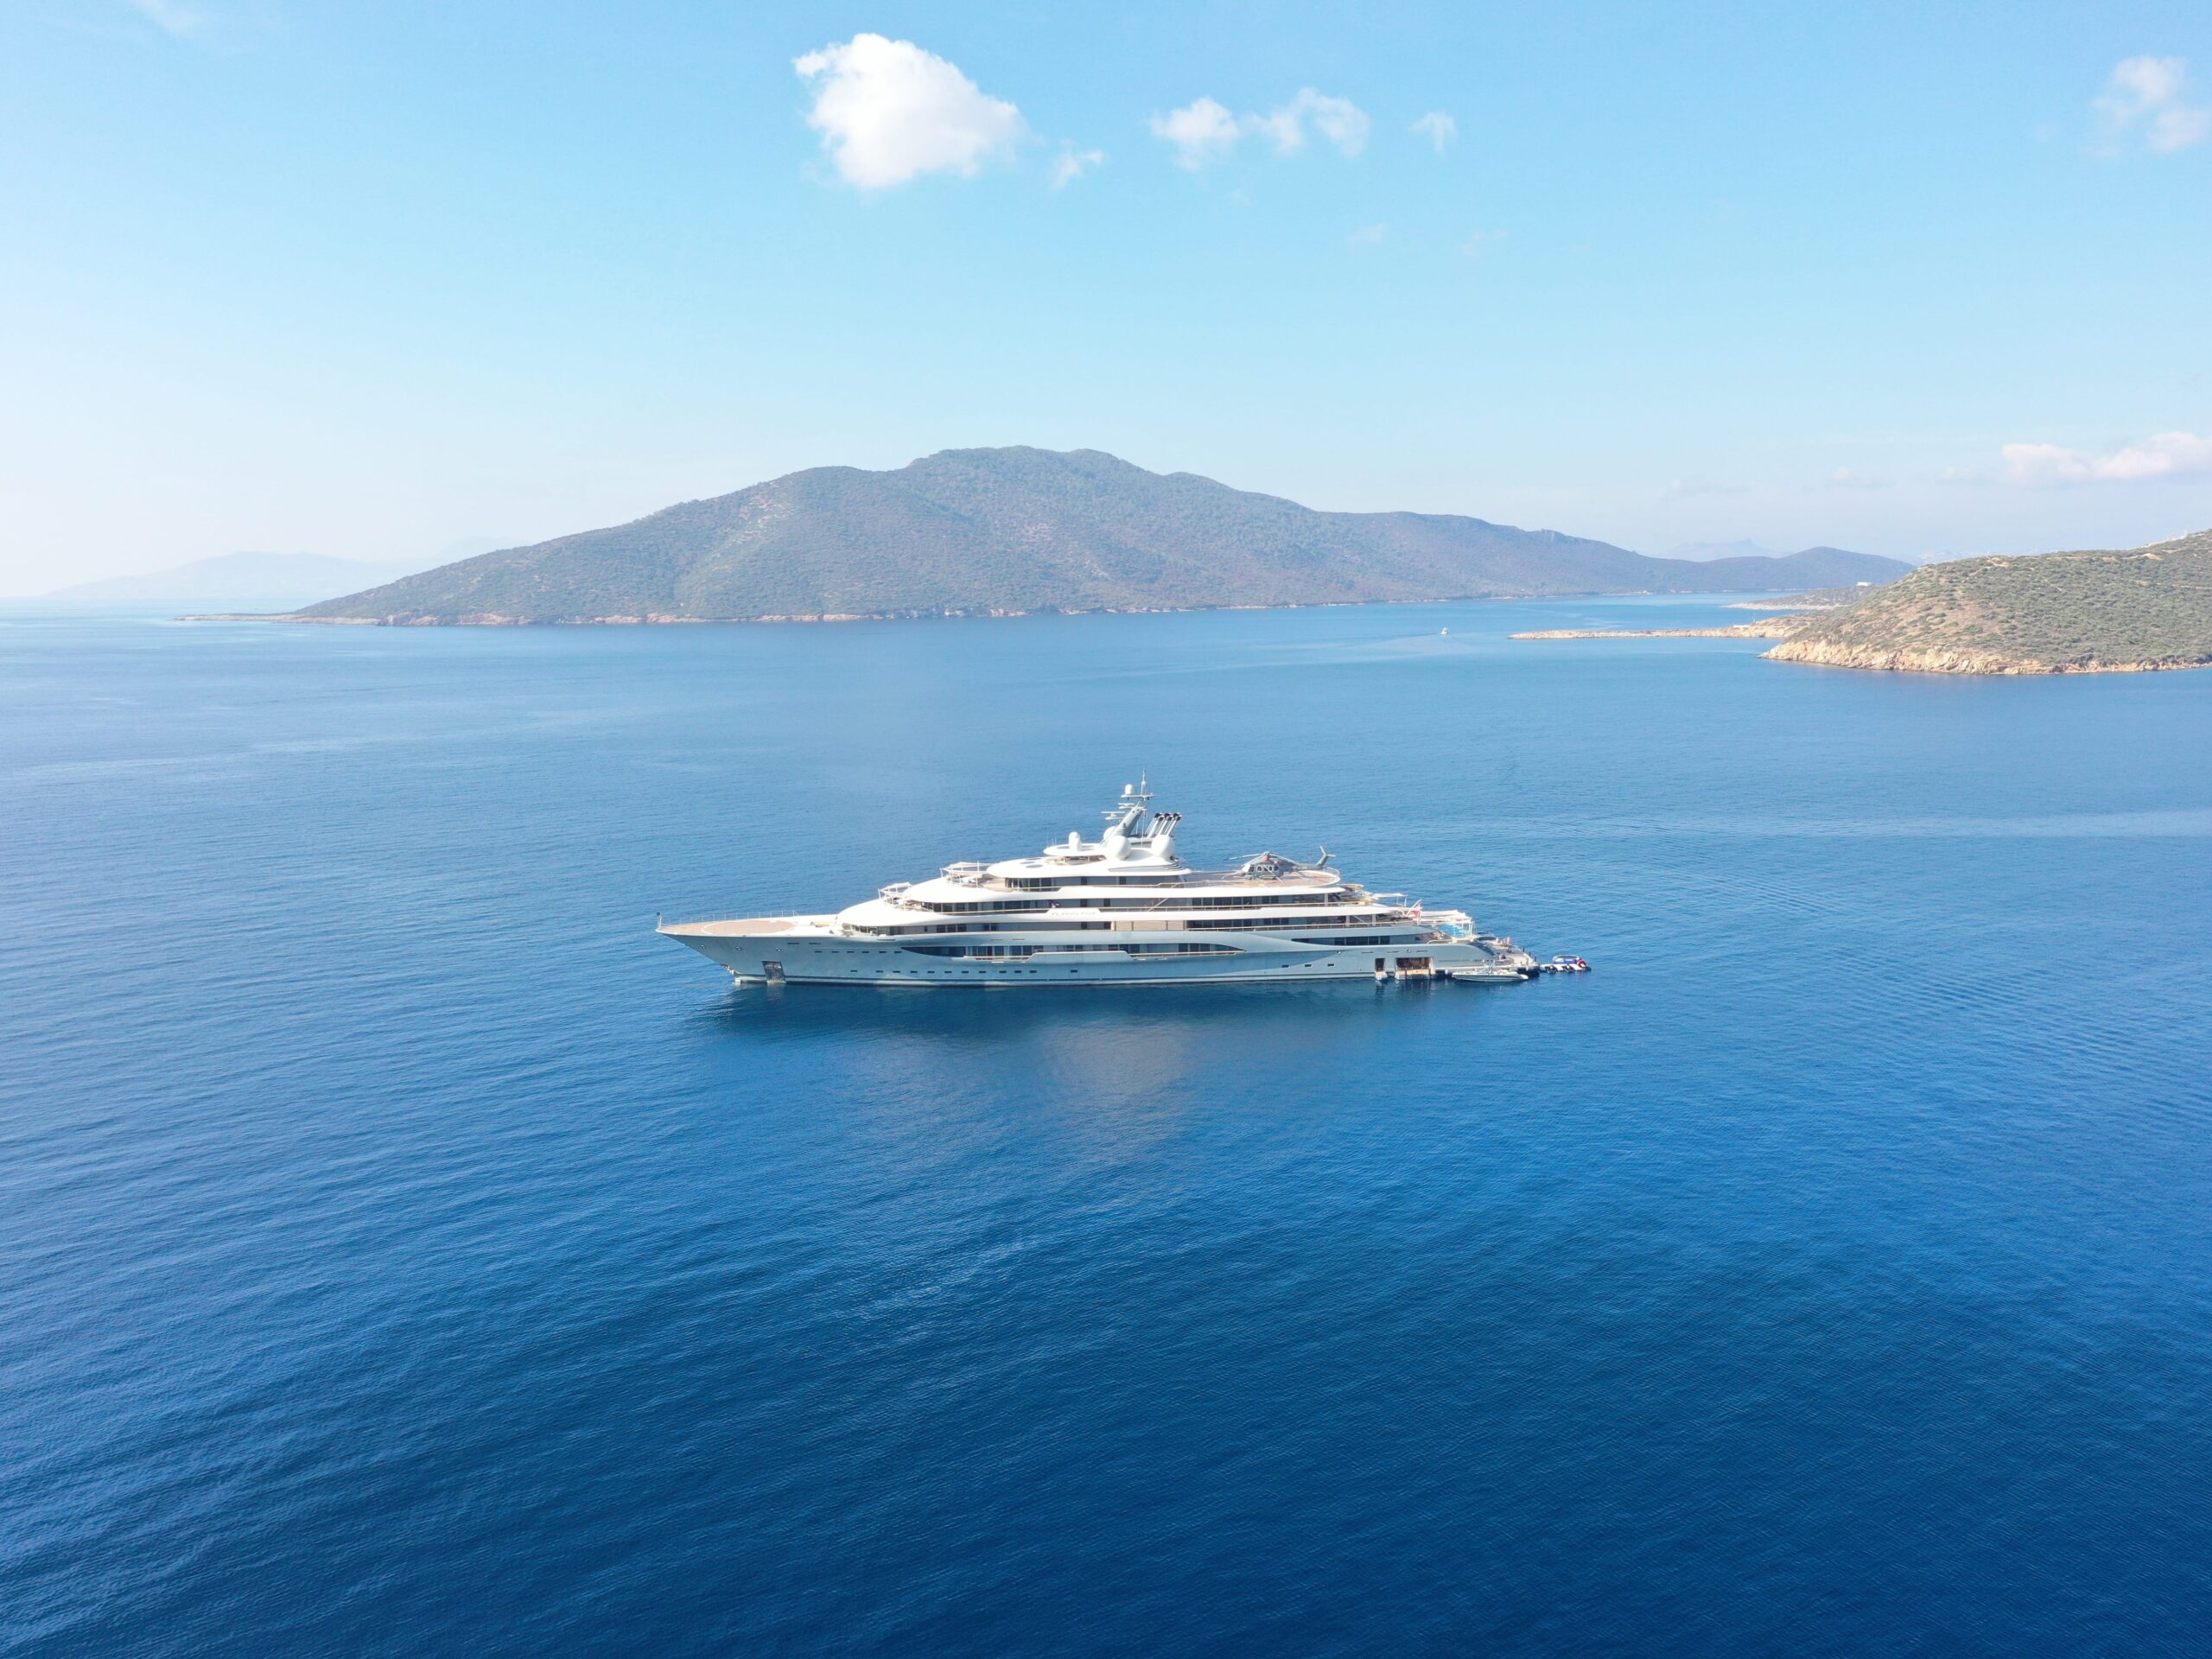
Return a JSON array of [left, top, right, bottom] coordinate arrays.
[[1151, 89, 1369, 167], [1412, 111, 1457, 153], [1827, 467, 1890, 490], [793, 34, 1027, 189], [1253, 89, 1370, 156], [1052, 146, 1106, 189], [1348, 222, 1388, 245], [1151, 97, 1242, 169], [2002, 431, 2212, 484], [2094, 55, 2211, 154], [130, 0, 205, 36], [1457, 227, 1507, 258]]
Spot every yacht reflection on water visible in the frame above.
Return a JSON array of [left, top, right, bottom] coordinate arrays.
[[698, 967, 1497, 1044], [660, 781, 1539, 990]]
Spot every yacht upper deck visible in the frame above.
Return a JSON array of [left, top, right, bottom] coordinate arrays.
[[658, 780, 1482, 957], [831, 781, 1408, 932]]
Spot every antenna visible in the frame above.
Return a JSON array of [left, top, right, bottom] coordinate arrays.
[[1109, 772, 1155, 820]]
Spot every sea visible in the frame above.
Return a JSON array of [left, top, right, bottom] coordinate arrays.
[[4, 595, 2210, 1657]]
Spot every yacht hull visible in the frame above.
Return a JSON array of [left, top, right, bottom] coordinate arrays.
[[659, 923, 1524, 987]]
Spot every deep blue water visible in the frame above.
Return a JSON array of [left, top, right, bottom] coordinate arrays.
[[4, 597, 2211, 1656]]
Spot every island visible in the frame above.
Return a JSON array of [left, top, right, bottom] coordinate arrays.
[[250, 448, 1907, 626]]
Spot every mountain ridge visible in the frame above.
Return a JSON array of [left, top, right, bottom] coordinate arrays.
[[291, 448, 1910, 625]]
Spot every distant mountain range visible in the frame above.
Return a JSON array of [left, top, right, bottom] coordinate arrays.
[[289, 448, 1910, 625], [26, 551, 430, 612], [1669, 537, 1913, 566]]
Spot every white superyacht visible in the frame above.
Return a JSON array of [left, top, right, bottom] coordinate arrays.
[[659, 784, 1538, 988]]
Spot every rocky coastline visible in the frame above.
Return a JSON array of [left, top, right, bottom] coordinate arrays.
[[1762, 639, 2200, 675]]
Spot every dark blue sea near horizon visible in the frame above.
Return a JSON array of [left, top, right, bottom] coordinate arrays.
[[5, 595, 2212, 1657]]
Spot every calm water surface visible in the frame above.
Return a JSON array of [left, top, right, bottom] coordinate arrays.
[[4, 598, 2210, 1656]]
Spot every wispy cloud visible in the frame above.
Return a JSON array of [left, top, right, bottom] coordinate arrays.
[[1250, 89, 1370, 157], [1052, 145, 1106, 189], [1827, 467, 1890, 490], [1151, 97, 1241, 169], [2094, 55, 2211, 154], [2003, 431, 2212, 484], [129, 0, 206, 37], [1347, 222, 1388, 246], [1457, 228, 1508, 259], [1150, 89, 1370, 168], [1412, 111, 1457, 153], [793, 34, 1027, 189]]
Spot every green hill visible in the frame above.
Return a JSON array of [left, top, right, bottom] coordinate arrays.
[[1767, 529, 2212, 674], [293, 448, 1909, 625]]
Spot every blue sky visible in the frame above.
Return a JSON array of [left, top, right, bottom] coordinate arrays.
[[3, 1, 2209, 591]]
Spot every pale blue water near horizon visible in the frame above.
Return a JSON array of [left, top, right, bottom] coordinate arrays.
[[4, 595, 2211, 1656]]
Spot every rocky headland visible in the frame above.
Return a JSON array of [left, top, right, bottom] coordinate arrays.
[[1516, 529, 2212, 677], [1764, 530, 2212, 675]]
